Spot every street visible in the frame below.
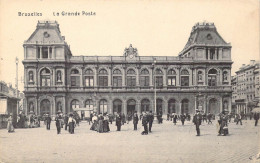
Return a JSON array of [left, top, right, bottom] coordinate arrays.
[[0, 119, 259, 163]]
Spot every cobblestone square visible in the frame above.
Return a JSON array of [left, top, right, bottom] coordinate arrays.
[[0, 119, 259, 163]]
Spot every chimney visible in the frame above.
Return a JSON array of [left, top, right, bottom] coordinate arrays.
[[250, 60, 255, 65]]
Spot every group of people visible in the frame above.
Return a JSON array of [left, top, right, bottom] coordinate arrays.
[[90, 113, 110, 133]]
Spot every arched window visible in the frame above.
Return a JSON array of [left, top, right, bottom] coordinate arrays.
[[113, 99, 122, 114], [140, 69, 149, 87], [113, 69, 122, 87], [208, 69, 217, 86], [84, 69, 94, 87], [71, 68, 80, 87], [71, 99, 80, 112], [98, 69, 108, 87], [223, 71, 228, 82], [181, 69, 189, 86], [28, 71, 34, 84], [168, 69, 176, 86], [141, 99, 150, 112], [127, 69, 136, 87], [99, 99, 107, 114], [168, 99, 176, 113], [40, 68, 51, 86], [155, 68, 163, 87], [197, 71, 203, 84], [181, 99, 189, 114], [85, 100, 94, 110]]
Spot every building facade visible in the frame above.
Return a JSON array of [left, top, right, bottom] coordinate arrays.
[[23, 21, 233, 118], [232, 60, 260, 114]]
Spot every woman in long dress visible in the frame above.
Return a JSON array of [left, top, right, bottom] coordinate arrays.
[[68, 114, 76, 134], [7, 115, 14, 133], [97, 114, 104, 133], [90, 113, 98, 131], [103, 113, 110, 132]]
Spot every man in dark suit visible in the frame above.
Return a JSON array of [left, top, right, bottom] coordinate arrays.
[[142, 112, 148, 135], [180, 113, 186, 125], [148, 111, 154, 132], [193, 110, 202, 136], [254, 113, 259, 126], [55, 114, 61, 134], [133, 111, 139, 130], [116, 112, 122, 131], [46, 114, 52, 130]]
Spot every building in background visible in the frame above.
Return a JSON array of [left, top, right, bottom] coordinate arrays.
[[232, 60, 260, 114], [0, 81, 21, 128], [23, 21, 233, 118]]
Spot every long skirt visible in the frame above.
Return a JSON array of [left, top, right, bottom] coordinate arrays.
[[103, 120, 110, 132], [7, 122, 14, 132], [69, 122, 75, 134], [97, 120, 104, 133], [90, 121, 98, 131]]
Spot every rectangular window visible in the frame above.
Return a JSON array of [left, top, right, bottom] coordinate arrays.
[[85, 76, 94, 87], [113, 76, 122, 87], [99, 76, 108, 87], [168, 76, 176, 86], [140, 76, 149, 86], [42, 47, 48, 59], [181, 76, 189, 86], [127, 76, 136, 87], [156, 76, 163, 87], [41, 76, 50, 86], [208, 76, 216, 86], [71, 76, 80, 87]]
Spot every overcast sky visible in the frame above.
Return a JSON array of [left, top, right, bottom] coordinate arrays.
[[0, 0, 259, 91]]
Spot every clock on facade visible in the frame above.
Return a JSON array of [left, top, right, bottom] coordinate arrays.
[[129, 54, 134, 59]]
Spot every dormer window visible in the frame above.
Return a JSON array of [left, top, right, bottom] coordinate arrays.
[[207, 34, 212, 40]]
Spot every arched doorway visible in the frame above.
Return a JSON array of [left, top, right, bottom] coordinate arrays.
[[168, 99, 176, 114], [156, 99, 163, 115], [113, 99, 122, 114], [71, 99, 80, 112], [99, 99, 107, 114], [127, 99, 136, 115], [141, 99, 150, 113], [40, 99, 51, 116], [209, 98, 218, 114], [181, 99, 189, 114]]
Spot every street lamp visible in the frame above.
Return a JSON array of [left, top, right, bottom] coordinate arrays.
[[153, 58, 158, 124]]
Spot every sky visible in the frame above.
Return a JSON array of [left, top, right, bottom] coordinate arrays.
[[0, 0, 259, 91]]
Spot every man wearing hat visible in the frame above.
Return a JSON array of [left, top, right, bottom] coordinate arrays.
[[46, 113, 52, 130], [193, 109, 202, 136]]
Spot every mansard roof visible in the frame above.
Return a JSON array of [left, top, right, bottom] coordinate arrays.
[[24, 20, 65, 44], [180, 22, 231, 55]]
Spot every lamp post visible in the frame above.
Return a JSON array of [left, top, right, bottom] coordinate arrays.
[[153, 58, 158, 124], [15, 57, 19, 118]]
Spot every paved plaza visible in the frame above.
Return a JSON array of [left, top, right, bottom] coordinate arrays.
[[0, 119, 259, 163]]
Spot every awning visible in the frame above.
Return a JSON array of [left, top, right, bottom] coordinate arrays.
[[72, 108, 93, 111], [0, 99, 7, 114]]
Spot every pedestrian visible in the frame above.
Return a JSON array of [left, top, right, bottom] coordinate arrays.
[[97, 113, 104, 133], [180, 113, 186, 125], [133, 111, 139, 130], [55, 114, 61, 134], [89, 113, 93, 125], [236, 113, 242, 125], [148, 111, 154, 132], [7, 115, 15, 133], [193, 110, 202, 136], [116, 112, 122, 131], [141, 112, 148, 135], [127, 113, 132, 124], [202, 112, 207, 123], [207, 112, 212, 124], [167, 113, 170, 121], [172, 113, 177, 125], [122, 113, 126, 125], [46, 114, 52, 130], [68, 114, 76, 134], [108, 114, 113, 124], [254, 113, 259, 126], [103, 113, 110, 132], [64, 113, 69, 130], [218, 111, 229, 136]]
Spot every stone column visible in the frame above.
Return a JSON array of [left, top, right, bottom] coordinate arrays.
[[195, 96, 197, 111], [94, 66, 98, 88], [205, 68, 207, 86], [194, 68, 197, 86], [178, 102, 182, 115], [150, 67, 154, 87], [123, 100, 127, 115], [137, 101, 141, 114], [163, 67, 167, 87], [176, 67, 180, 86], [35, 97, 38, 115], [219, 96, 223, 113], [40, 46, 42, 59], [63, 96, 66, 113], [136, 67, 140, 87], [53, 67, 56, 86], [203, 95, 207, 113], [219, 48, 223, 60], [215, 49, 218, 60], [108, 66, 112, 88], [48, 47, 50, 59], [122, 66, 126, 88], [52, 46, 56, 59], [80, 67, 84, 88], [53, 96, 56, 116], [24, 46, 27, 59]]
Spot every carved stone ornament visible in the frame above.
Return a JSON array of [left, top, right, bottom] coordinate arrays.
[[124, 44, 138, 58]]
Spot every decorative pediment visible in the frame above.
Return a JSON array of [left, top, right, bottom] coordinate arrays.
[[124, 44, 138, 58]]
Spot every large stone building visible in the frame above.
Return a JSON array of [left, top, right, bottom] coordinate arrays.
[[232, 60, 260, 114], [23, 21, 232, 118]]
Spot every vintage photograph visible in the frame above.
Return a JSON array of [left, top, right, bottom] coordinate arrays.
[[0, 0, 259, 162]]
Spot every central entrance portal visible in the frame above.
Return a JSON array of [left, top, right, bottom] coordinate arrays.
[[127, 99, 136, 116], [40, 99, 51, 116]]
